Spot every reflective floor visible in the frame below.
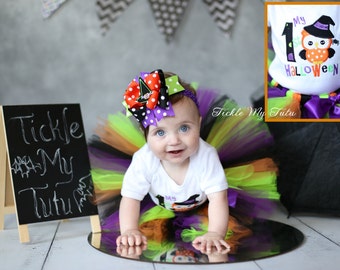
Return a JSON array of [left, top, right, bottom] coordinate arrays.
[[88, 218, 304, 265], [1, 204, 340, 270]]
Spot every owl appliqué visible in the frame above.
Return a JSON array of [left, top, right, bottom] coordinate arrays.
[[299, 15, 336, 64]]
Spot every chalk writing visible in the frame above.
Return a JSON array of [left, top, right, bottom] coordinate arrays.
[[3, 104, 98, 224], [11, 148, 74, 182], [10, 107, 83, 145], [37, 148, 74, 186], [17, 173, 94, 219]]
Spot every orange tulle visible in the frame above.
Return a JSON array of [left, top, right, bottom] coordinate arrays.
[[243, 158, 278, 174], [92, 190, 121, 205], [227, 215, 253, 254], [95, 119, 140, 156], [269, 93, 301, 119], [140, 219, 170, 242]]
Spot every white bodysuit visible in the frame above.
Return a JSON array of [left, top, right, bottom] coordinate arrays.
[[121, 138, 228, 212]]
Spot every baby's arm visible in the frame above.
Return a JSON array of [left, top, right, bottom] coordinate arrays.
[[116, 196, 147, 247], [192, 190, 230, 253]]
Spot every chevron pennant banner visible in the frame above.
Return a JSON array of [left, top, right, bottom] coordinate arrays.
[[202, 0, 240, 38], [41, 0, 67, 18], [95, 0, 239, 41], [148, 0, 191, 43], [96, 0, 135, 35]]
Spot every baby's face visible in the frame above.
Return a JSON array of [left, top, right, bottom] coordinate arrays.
[[147, 97, 201, 167]]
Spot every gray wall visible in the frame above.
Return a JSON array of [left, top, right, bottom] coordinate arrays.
[[0, 0, 264, 137]]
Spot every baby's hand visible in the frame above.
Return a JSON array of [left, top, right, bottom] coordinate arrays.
[[116, 229, 147, 247], [192, 232, 230, 254]]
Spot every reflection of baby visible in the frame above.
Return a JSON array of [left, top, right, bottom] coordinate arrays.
[[158, 247, 209, 263], [267, 4, 340, 118]]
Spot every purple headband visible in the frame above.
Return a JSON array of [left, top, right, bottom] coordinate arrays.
[[182, 89, 200, 109]]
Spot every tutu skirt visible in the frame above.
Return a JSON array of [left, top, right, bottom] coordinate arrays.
[[88, 89, 280, 255], [266, 46, 340, 119], [267, 77, 340, 119]]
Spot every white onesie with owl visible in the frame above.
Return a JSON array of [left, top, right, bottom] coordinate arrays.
[[268, 4, 340, 95], [121, 138, 228, 212]]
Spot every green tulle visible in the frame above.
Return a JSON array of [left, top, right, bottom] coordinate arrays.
[[206, 99, 241, 148], [225, 166, 279, 200], [267, 95, 294, 115], [91, 168, 124, 190], [107, 112, 145, 149], [139, 205, 175, 225], [142, 240, 175, 260], [181, 224, 234, 243], [206, 99, 267, 151], [181, 224, 208, 242]]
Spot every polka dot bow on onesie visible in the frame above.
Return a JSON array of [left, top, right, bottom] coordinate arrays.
[[123, 69, 185, 128]]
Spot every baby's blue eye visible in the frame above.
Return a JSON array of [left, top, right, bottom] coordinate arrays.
[[179, 125, 189, 132], [156, 130, 165, 137]]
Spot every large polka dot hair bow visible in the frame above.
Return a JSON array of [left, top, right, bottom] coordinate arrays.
[[123, 69, 185, 128]]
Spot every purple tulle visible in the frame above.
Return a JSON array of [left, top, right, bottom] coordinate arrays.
[[229, 189, 276, 218], [88, 146, 131, 172], [173, 213, 202, 240], [196, 89, 220, 119], [218, 129, 274, 164], [101, 196, 156, 232], [101, 210, 120, 231], [268, 86, 289, 98]]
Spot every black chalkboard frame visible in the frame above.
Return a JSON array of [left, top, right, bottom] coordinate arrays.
[[0, 104, 100, 243]]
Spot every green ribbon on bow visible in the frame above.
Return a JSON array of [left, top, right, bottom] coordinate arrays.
[[165, 75, 185, 95]]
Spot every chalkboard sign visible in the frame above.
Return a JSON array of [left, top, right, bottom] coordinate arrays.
[[2, 104, 98, 225]]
